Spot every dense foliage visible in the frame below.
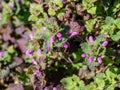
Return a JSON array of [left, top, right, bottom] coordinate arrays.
[[1, 0, 120, 90]]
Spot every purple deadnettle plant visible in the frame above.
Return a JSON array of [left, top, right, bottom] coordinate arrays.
[[102, 40, 108, 47], [88, 36, 94, 43]]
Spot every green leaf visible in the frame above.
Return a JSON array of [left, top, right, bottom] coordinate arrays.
[[105, 66, 116, 79], [111, 31, 120, 41], [30, 4, 43, 16], [61, 77, 74, 89], [105, 17, 114, 25], [81, 42, 91, 53], [54, 0, 63, 8], [87, 6, 97, 14], [48, 8, 56, 16], [114, 19, 120, 29], [28, 15, 38, 21], [95, 78, 105, 90], [0, 13, 7, 25], [85, 18, 97, 32], [7, 46, 15, 54], [106, 84, 116, 90]]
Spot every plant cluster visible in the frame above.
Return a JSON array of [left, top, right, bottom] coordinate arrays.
[[1, 0, 120, 90]]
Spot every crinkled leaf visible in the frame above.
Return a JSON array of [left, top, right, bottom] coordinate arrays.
[[85, 18, 97, 32]]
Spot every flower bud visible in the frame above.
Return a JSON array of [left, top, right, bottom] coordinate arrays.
[[89, 56, 94, 63], [25, 49, 33, 56], [53, 87, 57, 90], [97, 56, 102, 64], [56, 33, 62, 38], [63, 42, 69, 49], [32, 59, 37, 65], [89, 36, 94, 42], [51, 36, 55, 42], [81, 53, 89, 58], [8, 2, 14, 10], [102, 41, 108, 47]]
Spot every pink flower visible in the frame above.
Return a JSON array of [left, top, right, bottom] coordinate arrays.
[[32, 59, 37, 65], [25, 49, 33, 56], [67, 30, 78, 36], [71, 32, 77, 36], [89, 57, 94, 63], [42, 27, 47, 31], [56, 33, 62, 38], [53, 87, 57, 90], [37, 49, 42, 54], [89, 36, 94, 42], [8, 2, 14, 9], [102, 41, 108, 47], [81, 53, 89, 58], [63, 42, 69, 49], [34, 70, 40, 76], [97, 56, 102, 64], [51, 36, 55, 42]]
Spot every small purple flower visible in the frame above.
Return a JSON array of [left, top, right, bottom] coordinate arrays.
[[38, 49, 42, 54], [81, 53, 89, 58], [51, 36, 55, 42], [56, 33, 62, 38], [63, 42, 69, 49], [67, 30, 78, 36], [32, 59, 37, 65], [89, 56, 94, 63], [102, 41, 108, 47], [0, 51, 3, 57], [25, 49, 33, 56], [71, 31, 78, 36], [89, 36, 94, 42], [97, 56, 102, 64], [53, 87, 57, 90], [8, 2, 14, 9], [34, 69, 40, 76], [42, 27, 47, 31]]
